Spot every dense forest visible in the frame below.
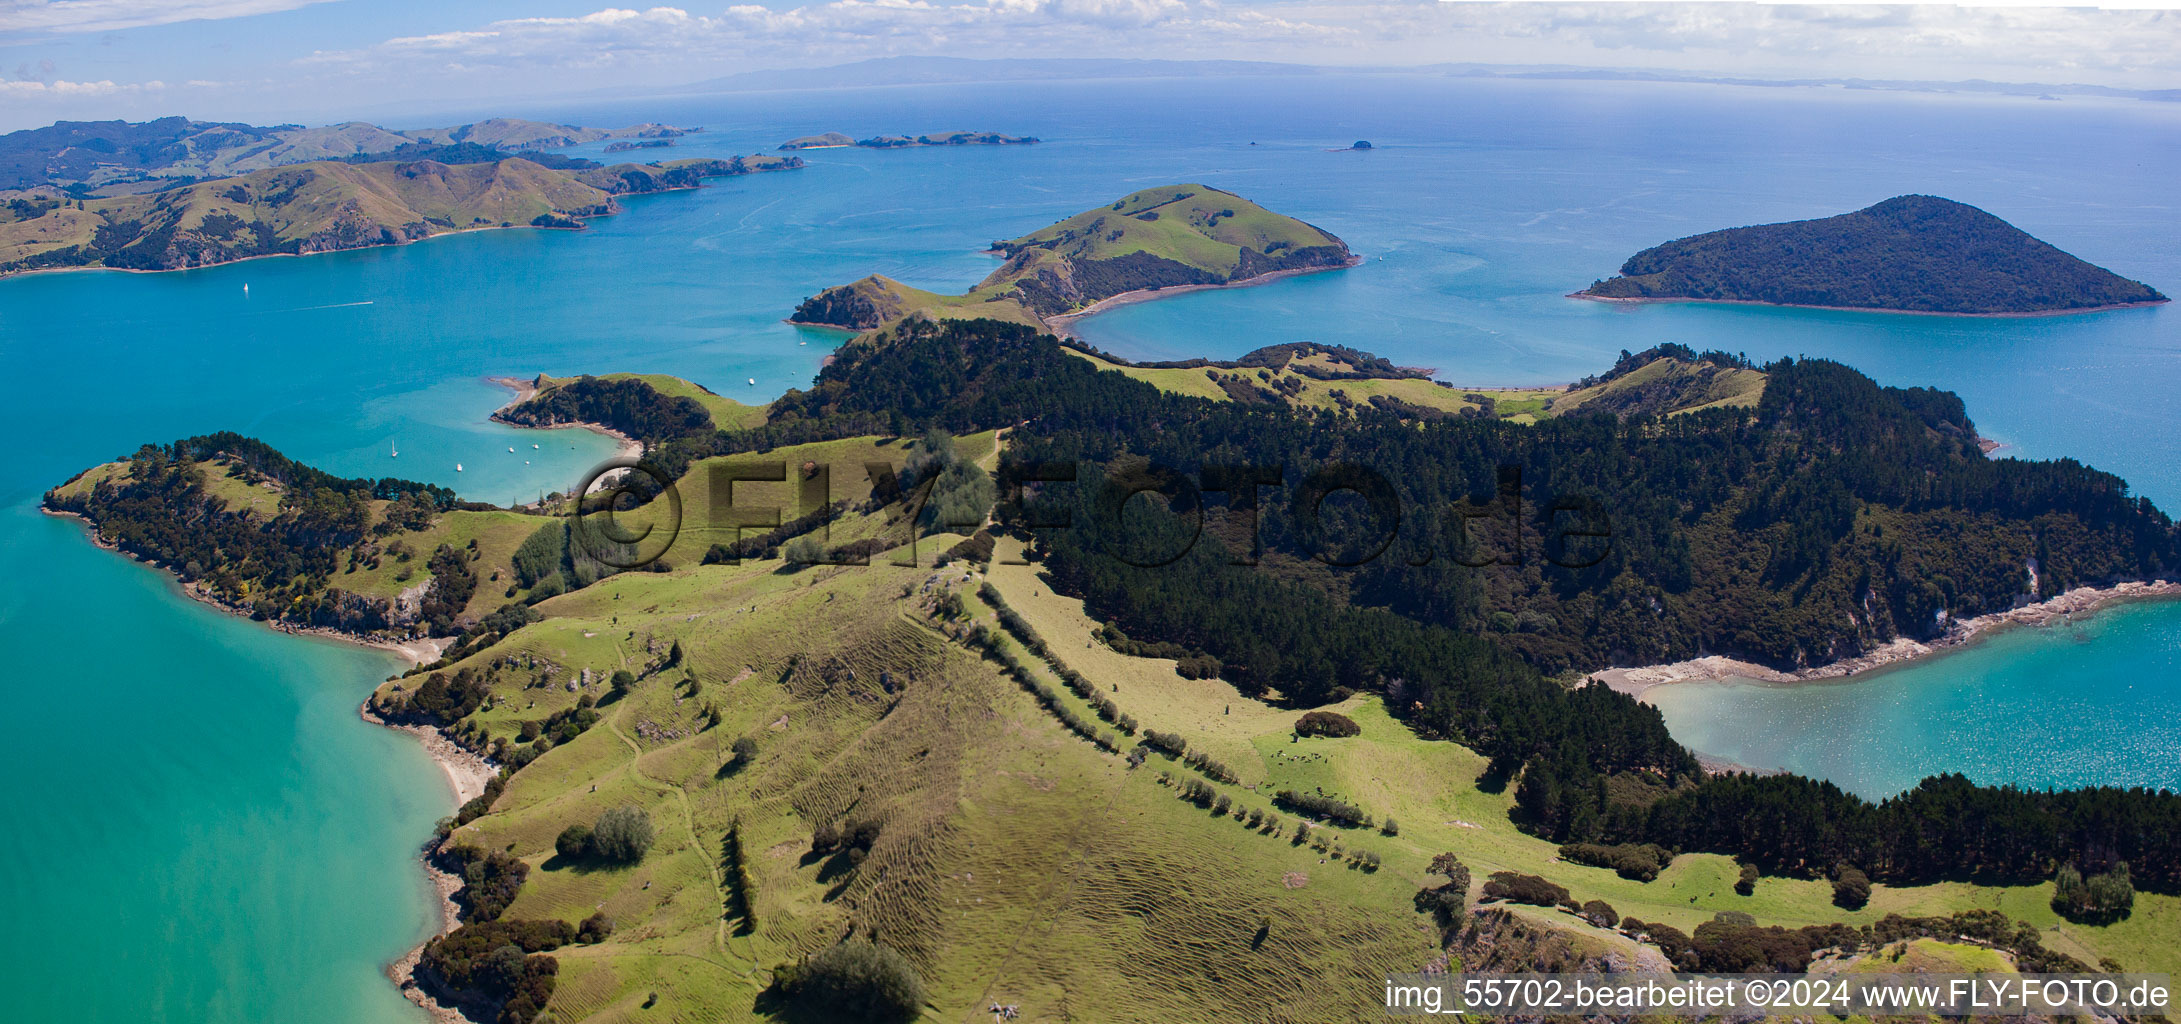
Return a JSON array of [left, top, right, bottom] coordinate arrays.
[[44, 431, 469, 632], [494, 375, 715, 441], [1582, 195, 2167, 313], [686, 317, 2181, 890]]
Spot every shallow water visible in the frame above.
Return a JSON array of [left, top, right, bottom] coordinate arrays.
[[0, 74, 2175, 1018]]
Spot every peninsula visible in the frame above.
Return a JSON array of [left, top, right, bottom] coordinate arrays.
[[0, 153, 799, 277], [777, 129, 1038, 150], [50, 319, 2181, 1021], [0, 115, 692, 192], [789, 183, 1355, 331], [1577, 195, 2167, 315]]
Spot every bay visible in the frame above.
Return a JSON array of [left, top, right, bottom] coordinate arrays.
[[0, 73, 2175, 1019]]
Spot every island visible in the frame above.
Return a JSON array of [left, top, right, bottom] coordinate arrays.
[[1576, 195, 2167, 315], [789, 183, 1356, 332], [0, 152, 799, 277], [778, 130, 1039, 150]]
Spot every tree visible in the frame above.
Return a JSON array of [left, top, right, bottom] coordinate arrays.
[[554, 824, 593, 861], [783, 535, 826, 565], [1580, 900, 1619, 929], [589, 805, 655, 864], [1294, 710, 1361, 738], [788, 938, 925, 1022], [2053, 862, 2134, 923], [1832, 865, 1872, 910], [577, 912, 614, 943], [1415, 852, 1472, 930], [1735, 861, 1759, 896]]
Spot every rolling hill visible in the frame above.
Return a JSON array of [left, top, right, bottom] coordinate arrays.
[[50, 330, 2181, 1020], [1578, 195, 2167, 314], [0, 115, 691, 190], [0, 154, 799, 277], [789, 183, 1355, 331]]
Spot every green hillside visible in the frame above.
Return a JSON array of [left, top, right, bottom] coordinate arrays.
[[0, 115, 691, 190], [1580, 195, 2167, 314], [53, 320, 2181, 1022], [0, 154, 799, 277], [789, 184, 1354, 330]]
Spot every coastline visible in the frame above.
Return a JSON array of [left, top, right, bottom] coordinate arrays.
[[1593, 578, 2181, 700], [1044, 253, 1366, 338], [0, 164, 793, 285], [44, 503, 482, 1022], [486, 375, 645, 462], [1569, 291, 2171, 319]]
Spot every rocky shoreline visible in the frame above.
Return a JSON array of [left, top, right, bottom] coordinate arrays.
[[1593, 578, 2181, 699]]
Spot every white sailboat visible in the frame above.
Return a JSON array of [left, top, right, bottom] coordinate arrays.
[[748, 377, 757, 386], [390, 442, 398, 458], [507, 447, 515, 453], [456, 463, 464, 472]]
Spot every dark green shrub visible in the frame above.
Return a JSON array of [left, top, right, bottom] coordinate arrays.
[[1294, 710, 1360, 738], [785, 938, 925, 1022], [590, 805, 655, 864]]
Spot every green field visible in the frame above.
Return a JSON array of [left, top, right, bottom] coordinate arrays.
[[371, 476, 2174, 1023]]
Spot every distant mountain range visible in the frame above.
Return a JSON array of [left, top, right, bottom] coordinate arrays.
[[0, 116, 689, 191]]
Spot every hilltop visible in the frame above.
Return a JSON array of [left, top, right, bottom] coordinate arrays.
[[1579, 195, 2167, 315], [790, 183, 1354, 331], [1062, 340, 1763, 423], [778, 130, 1038, 150], [0, 115, 691, 192], [0, 153, 799, 277]]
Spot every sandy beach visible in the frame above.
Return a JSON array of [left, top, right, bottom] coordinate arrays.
[[1043, 253, 1366, 338], [487, 375, 645, 463], [1592, 578, 2181, 700]]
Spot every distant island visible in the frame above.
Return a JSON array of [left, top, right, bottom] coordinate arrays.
[[0, 152, 799, 277], [1577, 195, 2167, 315], [603, 139, 674, 152], [778, 130, 1039, 151], [790, 183, 1355, 331], [0, 115, 692, 193]]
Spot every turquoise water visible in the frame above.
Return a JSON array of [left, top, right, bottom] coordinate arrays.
[[0, 75, 2176, 1018], [1647, 599, 2181, 799]]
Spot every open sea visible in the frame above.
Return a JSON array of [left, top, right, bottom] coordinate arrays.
[[0, 74, 2175, 1019]]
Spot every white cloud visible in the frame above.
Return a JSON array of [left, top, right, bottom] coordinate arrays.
[[0, 0, 340, 35], [307, 0, 1340, 74], [287, 1, 2181, 89], [0, 75, 163, 95]]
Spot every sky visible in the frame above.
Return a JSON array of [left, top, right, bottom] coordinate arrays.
[[4, 1, 2181, 130]]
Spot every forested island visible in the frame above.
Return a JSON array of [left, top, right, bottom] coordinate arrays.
[[0, 152, 799, 277], [790, 183, 1355, 331], [51, 319, 2181, 1020], [1579, 195, 2167, 314], [777, 130, 1038, 150]]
